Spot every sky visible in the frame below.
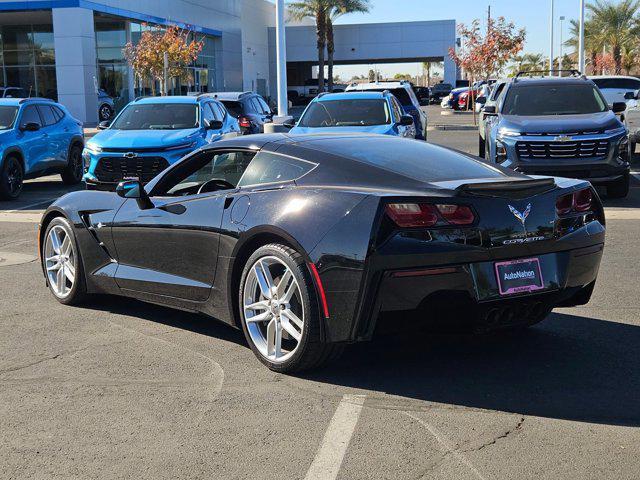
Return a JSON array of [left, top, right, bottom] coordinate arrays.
[[318, 0, 594, 80]]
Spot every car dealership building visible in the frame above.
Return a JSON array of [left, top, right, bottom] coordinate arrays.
[[0, 0, 456, 124]]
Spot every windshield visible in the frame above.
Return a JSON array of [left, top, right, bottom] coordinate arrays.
[[502, 84, 608, 116], [298, 99, 391, 127], [111, 103, 199, 130], [0, 106, 18, 130]]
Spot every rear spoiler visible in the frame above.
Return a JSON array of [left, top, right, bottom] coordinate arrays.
[[456, 178, 556, 193]]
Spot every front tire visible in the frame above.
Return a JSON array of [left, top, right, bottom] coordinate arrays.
[[42, 217, 87, 305], [238, 243, 343, 372], [98, 103, 113, 121], [61, 144, 83, 185], [0, 155, 24, 200]]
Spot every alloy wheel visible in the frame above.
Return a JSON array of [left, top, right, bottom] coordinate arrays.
[[44, 225, 76, 298], [242, 256, 304, 363]]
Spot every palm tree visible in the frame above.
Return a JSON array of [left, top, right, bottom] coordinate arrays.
[[588, 0, 639, 74], [326, 0, 370, 92], [566, 18, 603, 74], [422, 60, 443, 86], [289, 0, 330, 93]]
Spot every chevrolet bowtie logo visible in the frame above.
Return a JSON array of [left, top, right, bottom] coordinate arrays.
[[554, 135, 573, 142], [124, 152, 138, 158]]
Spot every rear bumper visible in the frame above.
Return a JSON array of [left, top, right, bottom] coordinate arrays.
[[353, 242, 604, 341]]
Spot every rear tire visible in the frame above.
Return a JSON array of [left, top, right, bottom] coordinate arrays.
[[0, 155, 24, 200], [607, 172, 630, 199], [61, 144, 83, 185], [98, 103, 113, 121], [238, 243, 343, 373], [478, 135, 485, 157]]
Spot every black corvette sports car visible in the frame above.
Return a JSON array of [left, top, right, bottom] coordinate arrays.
[[39, 134, 605, 372]]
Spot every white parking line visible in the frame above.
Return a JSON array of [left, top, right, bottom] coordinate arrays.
[[631, 171, 640, 182], [5, 197, 58, 213], [304, 394, 366, 480]]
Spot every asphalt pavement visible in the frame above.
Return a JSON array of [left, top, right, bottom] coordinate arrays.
[[1, 128, 640, 479]]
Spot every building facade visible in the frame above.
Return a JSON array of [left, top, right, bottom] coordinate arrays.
[[0, 0, 274, 124]]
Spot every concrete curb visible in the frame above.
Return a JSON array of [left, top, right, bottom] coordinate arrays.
[[428, 125, 478, 131]]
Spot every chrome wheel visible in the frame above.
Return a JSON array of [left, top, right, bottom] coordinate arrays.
[[242, 256, 304, 363], [44, 225, 76, 298]]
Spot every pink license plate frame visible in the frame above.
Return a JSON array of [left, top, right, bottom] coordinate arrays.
[[495, 257, 544, 296]]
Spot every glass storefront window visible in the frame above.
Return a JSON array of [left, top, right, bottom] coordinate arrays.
[[0, 22, 58, 99]]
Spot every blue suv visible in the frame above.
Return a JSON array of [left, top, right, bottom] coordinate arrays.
[[483, 74, 631, 198], [83, 95, 241, 189], [0, 98, 84, 200], [289, 91, 416, 137]]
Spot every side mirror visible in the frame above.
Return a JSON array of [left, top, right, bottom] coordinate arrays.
[[483, 105, 497, 115], [282, 120, 296, 129], [20, 122, 40, 132], [398, 115, 414, 126], [205, 119, 224, 130], [612, 102, 627, 113], [116, 180, 153, 209], [624, 91, 636, 100], [476, 96, 487, 105], [97, 120, 111, 130]]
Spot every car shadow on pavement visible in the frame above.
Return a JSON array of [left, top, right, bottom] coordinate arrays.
[[79, 295, 246, 347], [304, 313, 640, 427]]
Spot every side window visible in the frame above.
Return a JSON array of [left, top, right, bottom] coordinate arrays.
[[213, 102, 227, 121], [238, 152, 316, 187], [250, 98, 263, 113], [391, 98, 403, 121], [38, 105, 57, 126], [202, 103, 216, 125], [257, 97, 271, 114], [52, 105, 65, 121], [20, 105, 42, 127], [155, 150, 256, 196]]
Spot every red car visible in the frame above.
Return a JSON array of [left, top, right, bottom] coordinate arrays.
[[457, 88, 482, 110]]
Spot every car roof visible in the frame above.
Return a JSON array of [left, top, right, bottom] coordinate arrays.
[[134, 96, 201, 104], [0, 98, 23, 106], [588, 75, 640, 80], [313, 91, 387, 101], [511, 76, 593, 87], [347, 81, 411, 91], [210, 91, 255, 101]]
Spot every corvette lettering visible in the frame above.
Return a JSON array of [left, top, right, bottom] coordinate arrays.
[[502, 236, 546, 245]]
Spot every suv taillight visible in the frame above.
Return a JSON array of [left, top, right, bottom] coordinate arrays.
[[386, 203, 475, 228], [556, 188, 593, 215], [239, 116, 251, 128]]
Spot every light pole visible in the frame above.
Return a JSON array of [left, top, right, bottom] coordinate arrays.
[[578, 0, 585, 74], [549, 0, 555, 76], [275, 0, 289, 120], [559, 15, 565, 76]]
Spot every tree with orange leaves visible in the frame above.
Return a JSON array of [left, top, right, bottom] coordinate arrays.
[[123, 25, 203, 96], [449, 17, 525, 120]]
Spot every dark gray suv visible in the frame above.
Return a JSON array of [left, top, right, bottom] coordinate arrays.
[[482, 73, 631, 198]]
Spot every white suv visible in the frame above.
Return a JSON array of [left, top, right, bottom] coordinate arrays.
[[345, 81, 428, 140]]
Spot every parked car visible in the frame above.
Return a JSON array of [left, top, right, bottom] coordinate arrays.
[[442, 86, 469, 109], [97, 89, 115, 121], [457, 86, 483, 110], [82, 95, 240, 190], [589, 75, 640, 108], [482, 74, 630, 198], [40, 133, 605, 372], [0, 86, 28, 98], [213, 91, 273, 134], [0, 98, 84, 200], [477, 79, 509, 157], [414, 86, 431, 105], [345, 81, 428, 139], [289, 79, 347, 105], [429, 82, 453, 104], [288, 91, 416, 138]]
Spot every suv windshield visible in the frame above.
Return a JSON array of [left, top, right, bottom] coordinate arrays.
[[299, 99, 391, 127], [0, 106, 18, 130], [502, 84, 608, 116], [111, 103, 199, 130]]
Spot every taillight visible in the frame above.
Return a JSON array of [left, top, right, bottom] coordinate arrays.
[[239, 116, 251, 128], [435, 204, 475, 225], [386, 203, 475, 228], [556, 188, 593, 216]]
